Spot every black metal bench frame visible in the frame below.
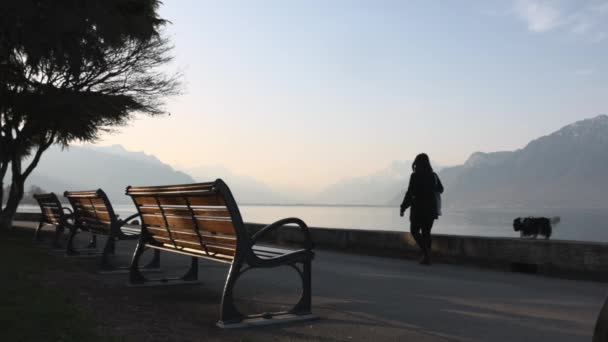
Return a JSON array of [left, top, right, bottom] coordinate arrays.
[[126, 179, 316, 328], [594, 294, 608, 342], [64, 189, 159, 271], [33, 193, 73, 248]]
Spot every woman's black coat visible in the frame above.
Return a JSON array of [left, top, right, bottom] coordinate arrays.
[[401, 171, 444, 221]]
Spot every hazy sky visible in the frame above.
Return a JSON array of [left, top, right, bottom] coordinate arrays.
[[97, 0, 608, 192]]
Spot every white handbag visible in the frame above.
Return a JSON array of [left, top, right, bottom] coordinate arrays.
[[434, 174, 442, 216]]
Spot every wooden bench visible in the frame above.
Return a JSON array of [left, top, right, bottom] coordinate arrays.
[[64, 189, 159, 271], [33, 193, 73, 248], [126, 179, 316, 328]]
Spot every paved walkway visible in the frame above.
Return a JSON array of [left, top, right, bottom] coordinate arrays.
[[17, 221, 607, 341]]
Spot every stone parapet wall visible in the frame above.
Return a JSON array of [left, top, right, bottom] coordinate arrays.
[[247, 223, 608, 281]]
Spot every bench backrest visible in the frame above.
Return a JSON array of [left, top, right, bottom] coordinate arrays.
[[34, 193, 66, 225], [126, 179, 247, 260], [64, 189, 117, 235]]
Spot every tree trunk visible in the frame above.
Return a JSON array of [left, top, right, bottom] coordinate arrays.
[[0, 203, 19, 230], [0, 164, 24, 230], [0, 133, 54, 230], [0, 185, 24, 230], [0, 159, 8, 207]]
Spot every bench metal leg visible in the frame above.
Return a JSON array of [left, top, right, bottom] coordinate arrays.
[[61, 230, 101, 257], [129, 240, 147, 284], [100, 236, 116, 271], [182, 257, 198, 281], [87, 235, 97, 249], [52, 225, 66, 249], [98, 236, 158, 274], [292, 260, 312, 315], [143, 249, 161, 269], [33, 222, 64, 249], [129, 245, 198, 286], [219, 260, 245, 325], [65, 227, 79, 256], [33, 222, 44, 242], [217, 258, 316, 328]]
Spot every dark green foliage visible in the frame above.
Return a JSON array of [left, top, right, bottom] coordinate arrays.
[[0, 0, 180, 228], [0, 0, 164, 76]]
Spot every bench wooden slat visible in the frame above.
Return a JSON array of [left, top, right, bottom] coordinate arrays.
[[141, 214, 190, 230], [151, 236, 200, 251], [253, 245, 296, 255], [150, 236, 237, 257], [64, 190, 99, 197], [252, 246, 297, 259], [79, 215, 112, 224], [196, 217, 235, 235], [74, 204, 111, 212], [205, 243, 237, 256], [147, 226, 200, 243], [75, 209, 112, 222], [121, 227, 141, 235], [127, 182, 216, 194], [146, 227, 236, 247], [253, 251, 279, 259], [39, 204, 60, 209], [132, 195, 225, 207], [141, 214, 236, 235], [200, 233, 236, 246], [187, 195, 226, 207], [138, 206, 230, 218]]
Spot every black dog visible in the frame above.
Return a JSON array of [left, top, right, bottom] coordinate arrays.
[[513, 217, 560, 239]]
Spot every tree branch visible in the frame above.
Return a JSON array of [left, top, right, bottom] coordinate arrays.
[[22, 132, 56, 180]]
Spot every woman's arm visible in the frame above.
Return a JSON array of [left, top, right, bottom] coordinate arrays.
[[436, 173, 444, 194], [400, 173, 415, 215]]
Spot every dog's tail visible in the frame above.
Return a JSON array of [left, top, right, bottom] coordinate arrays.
[[550, 216, 561, 225]]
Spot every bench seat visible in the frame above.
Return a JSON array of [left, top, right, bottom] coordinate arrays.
[[253, 245, 301, 259], [120, 225, 141, 236]]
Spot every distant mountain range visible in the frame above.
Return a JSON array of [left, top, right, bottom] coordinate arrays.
[[314, 160, 443, 205], [25, 145, 194, 203], [22, 144, 288, 205], [18, 115, 608, 209], [391, 114, 608, 208], [185, 165, 285, 204]]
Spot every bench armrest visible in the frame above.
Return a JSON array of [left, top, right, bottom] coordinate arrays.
[[62, 207, 74, 220], [251, 217, 313, 250], [117, 212, 141, 226]]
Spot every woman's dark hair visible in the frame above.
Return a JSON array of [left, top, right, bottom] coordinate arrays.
[[412, 153, 433, 173]]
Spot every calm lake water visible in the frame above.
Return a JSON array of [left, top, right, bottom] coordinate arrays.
[[19, 204, 608, 243]]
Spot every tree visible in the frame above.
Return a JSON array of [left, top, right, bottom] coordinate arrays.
[[0, 0, 180, 229]]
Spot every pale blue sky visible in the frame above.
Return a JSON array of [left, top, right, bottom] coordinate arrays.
[[99, 0, 608, 192]]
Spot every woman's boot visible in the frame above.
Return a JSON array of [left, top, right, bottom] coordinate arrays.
[[420, 251, 431, 265]]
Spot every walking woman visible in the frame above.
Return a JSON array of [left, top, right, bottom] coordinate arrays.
[[400, 153, 443, 265]]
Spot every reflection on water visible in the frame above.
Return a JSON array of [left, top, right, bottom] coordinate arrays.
[[18, 204, 608, 242]]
